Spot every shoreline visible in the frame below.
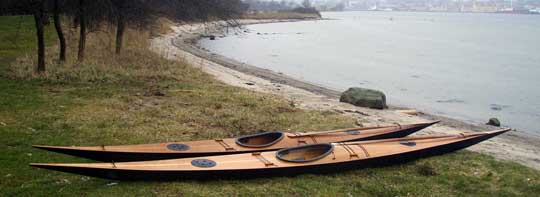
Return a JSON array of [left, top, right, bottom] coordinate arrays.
[[150, 19, 540, 170]]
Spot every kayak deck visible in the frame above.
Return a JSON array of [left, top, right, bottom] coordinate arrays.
[[33, 121, 439, 161], [31, 128, 510, 180]]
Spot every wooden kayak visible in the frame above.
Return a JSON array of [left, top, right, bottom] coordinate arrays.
[[32, 121, 438, 162], [30, 128, 509, 180]]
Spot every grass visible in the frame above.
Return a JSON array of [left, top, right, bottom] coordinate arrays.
[[1, 15, 539, 196], [0, 16, 56, 73]]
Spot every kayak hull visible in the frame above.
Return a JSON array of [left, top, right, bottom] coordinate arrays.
[[31, 129, 508, 180], [34, 121, 438, 162]]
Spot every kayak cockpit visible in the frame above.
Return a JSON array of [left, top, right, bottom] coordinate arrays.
[[235, 131, 285, 148], [276, 143, 334, 163]]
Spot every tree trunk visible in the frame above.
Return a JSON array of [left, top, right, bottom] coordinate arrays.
[[53, 0, 66, 62], [115, 9, 126, 55], [77, 0, 86, 62], [33, 0, 46, 73]]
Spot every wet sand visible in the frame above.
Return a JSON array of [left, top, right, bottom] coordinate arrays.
[[150, 19, 540, 170]]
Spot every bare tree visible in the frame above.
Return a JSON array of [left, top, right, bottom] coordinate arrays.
[[111, 0, 150, 54], [1, 0, 249, 69], [77, 0, 86, 62], [1, 0, 49, 72], [113, 0, 126, 54], [33, 0, 46, 72], [53, 0, 66, 62]]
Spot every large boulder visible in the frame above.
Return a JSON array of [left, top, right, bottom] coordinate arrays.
[[340, 87, 387, 109], [486, 118, 501, 127]]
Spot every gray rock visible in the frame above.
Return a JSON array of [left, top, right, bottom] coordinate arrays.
[[486, 118, 501, 127], [340, 87, 387, 109]]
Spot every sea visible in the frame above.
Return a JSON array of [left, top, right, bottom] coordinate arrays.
[[199, 11, 540, 135]]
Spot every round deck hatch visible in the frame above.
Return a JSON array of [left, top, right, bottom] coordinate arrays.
[[167, 143, 190, 151], [191, 159, 216, 168]]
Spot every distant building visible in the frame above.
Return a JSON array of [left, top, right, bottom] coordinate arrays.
[[331, 0, 540, 14]]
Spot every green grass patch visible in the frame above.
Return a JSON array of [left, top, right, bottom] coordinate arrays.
[[0, 15, 539, 196], [0, 15, 55, 72]]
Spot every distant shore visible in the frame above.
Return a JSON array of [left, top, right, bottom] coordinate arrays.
[[150, 19, 540, 170]]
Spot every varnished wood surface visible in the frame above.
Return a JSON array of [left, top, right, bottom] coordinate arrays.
[[31, 128, 510, 172], [33, 121, 439, 154]]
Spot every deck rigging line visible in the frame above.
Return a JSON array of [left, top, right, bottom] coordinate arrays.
[[252, 152, 275, 167], [215, 139, 235, 151], [339, 142, 359, 159]]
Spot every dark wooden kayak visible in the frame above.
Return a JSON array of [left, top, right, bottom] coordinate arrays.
[[30, 128, 509, 180], [32, 121, 438, 162]]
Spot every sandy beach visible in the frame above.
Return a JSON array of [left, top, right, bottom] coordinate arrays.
[[150, 19, 540, 170]]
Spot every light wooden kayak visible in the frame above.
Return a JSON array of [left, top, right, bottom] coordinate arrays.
[[30, 128, 509, 180], [33, 121, 438, 162]]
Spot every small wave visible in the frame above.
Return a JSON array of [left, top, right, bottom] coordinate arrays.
[[489, 104, 510, 111], [436, 98, 465, 103]]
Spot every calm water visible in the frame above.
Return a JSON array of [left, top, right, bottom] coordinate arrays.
[[199, 11, 540, 134]]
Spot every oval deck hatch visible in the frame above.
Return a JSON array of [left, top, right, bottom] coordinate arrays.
[[276, 143, 334, 163], [236, 131, 284, 148]]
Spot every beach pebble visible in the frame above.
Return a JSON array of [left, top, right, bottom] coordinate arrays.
[[486, 118, 501, 127], [355, 120, 364, 127]]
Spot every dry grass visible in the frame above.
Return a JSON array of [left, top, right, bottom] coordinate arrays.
[[6, 22, 195, 83], [61, 84, 352, 146]]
